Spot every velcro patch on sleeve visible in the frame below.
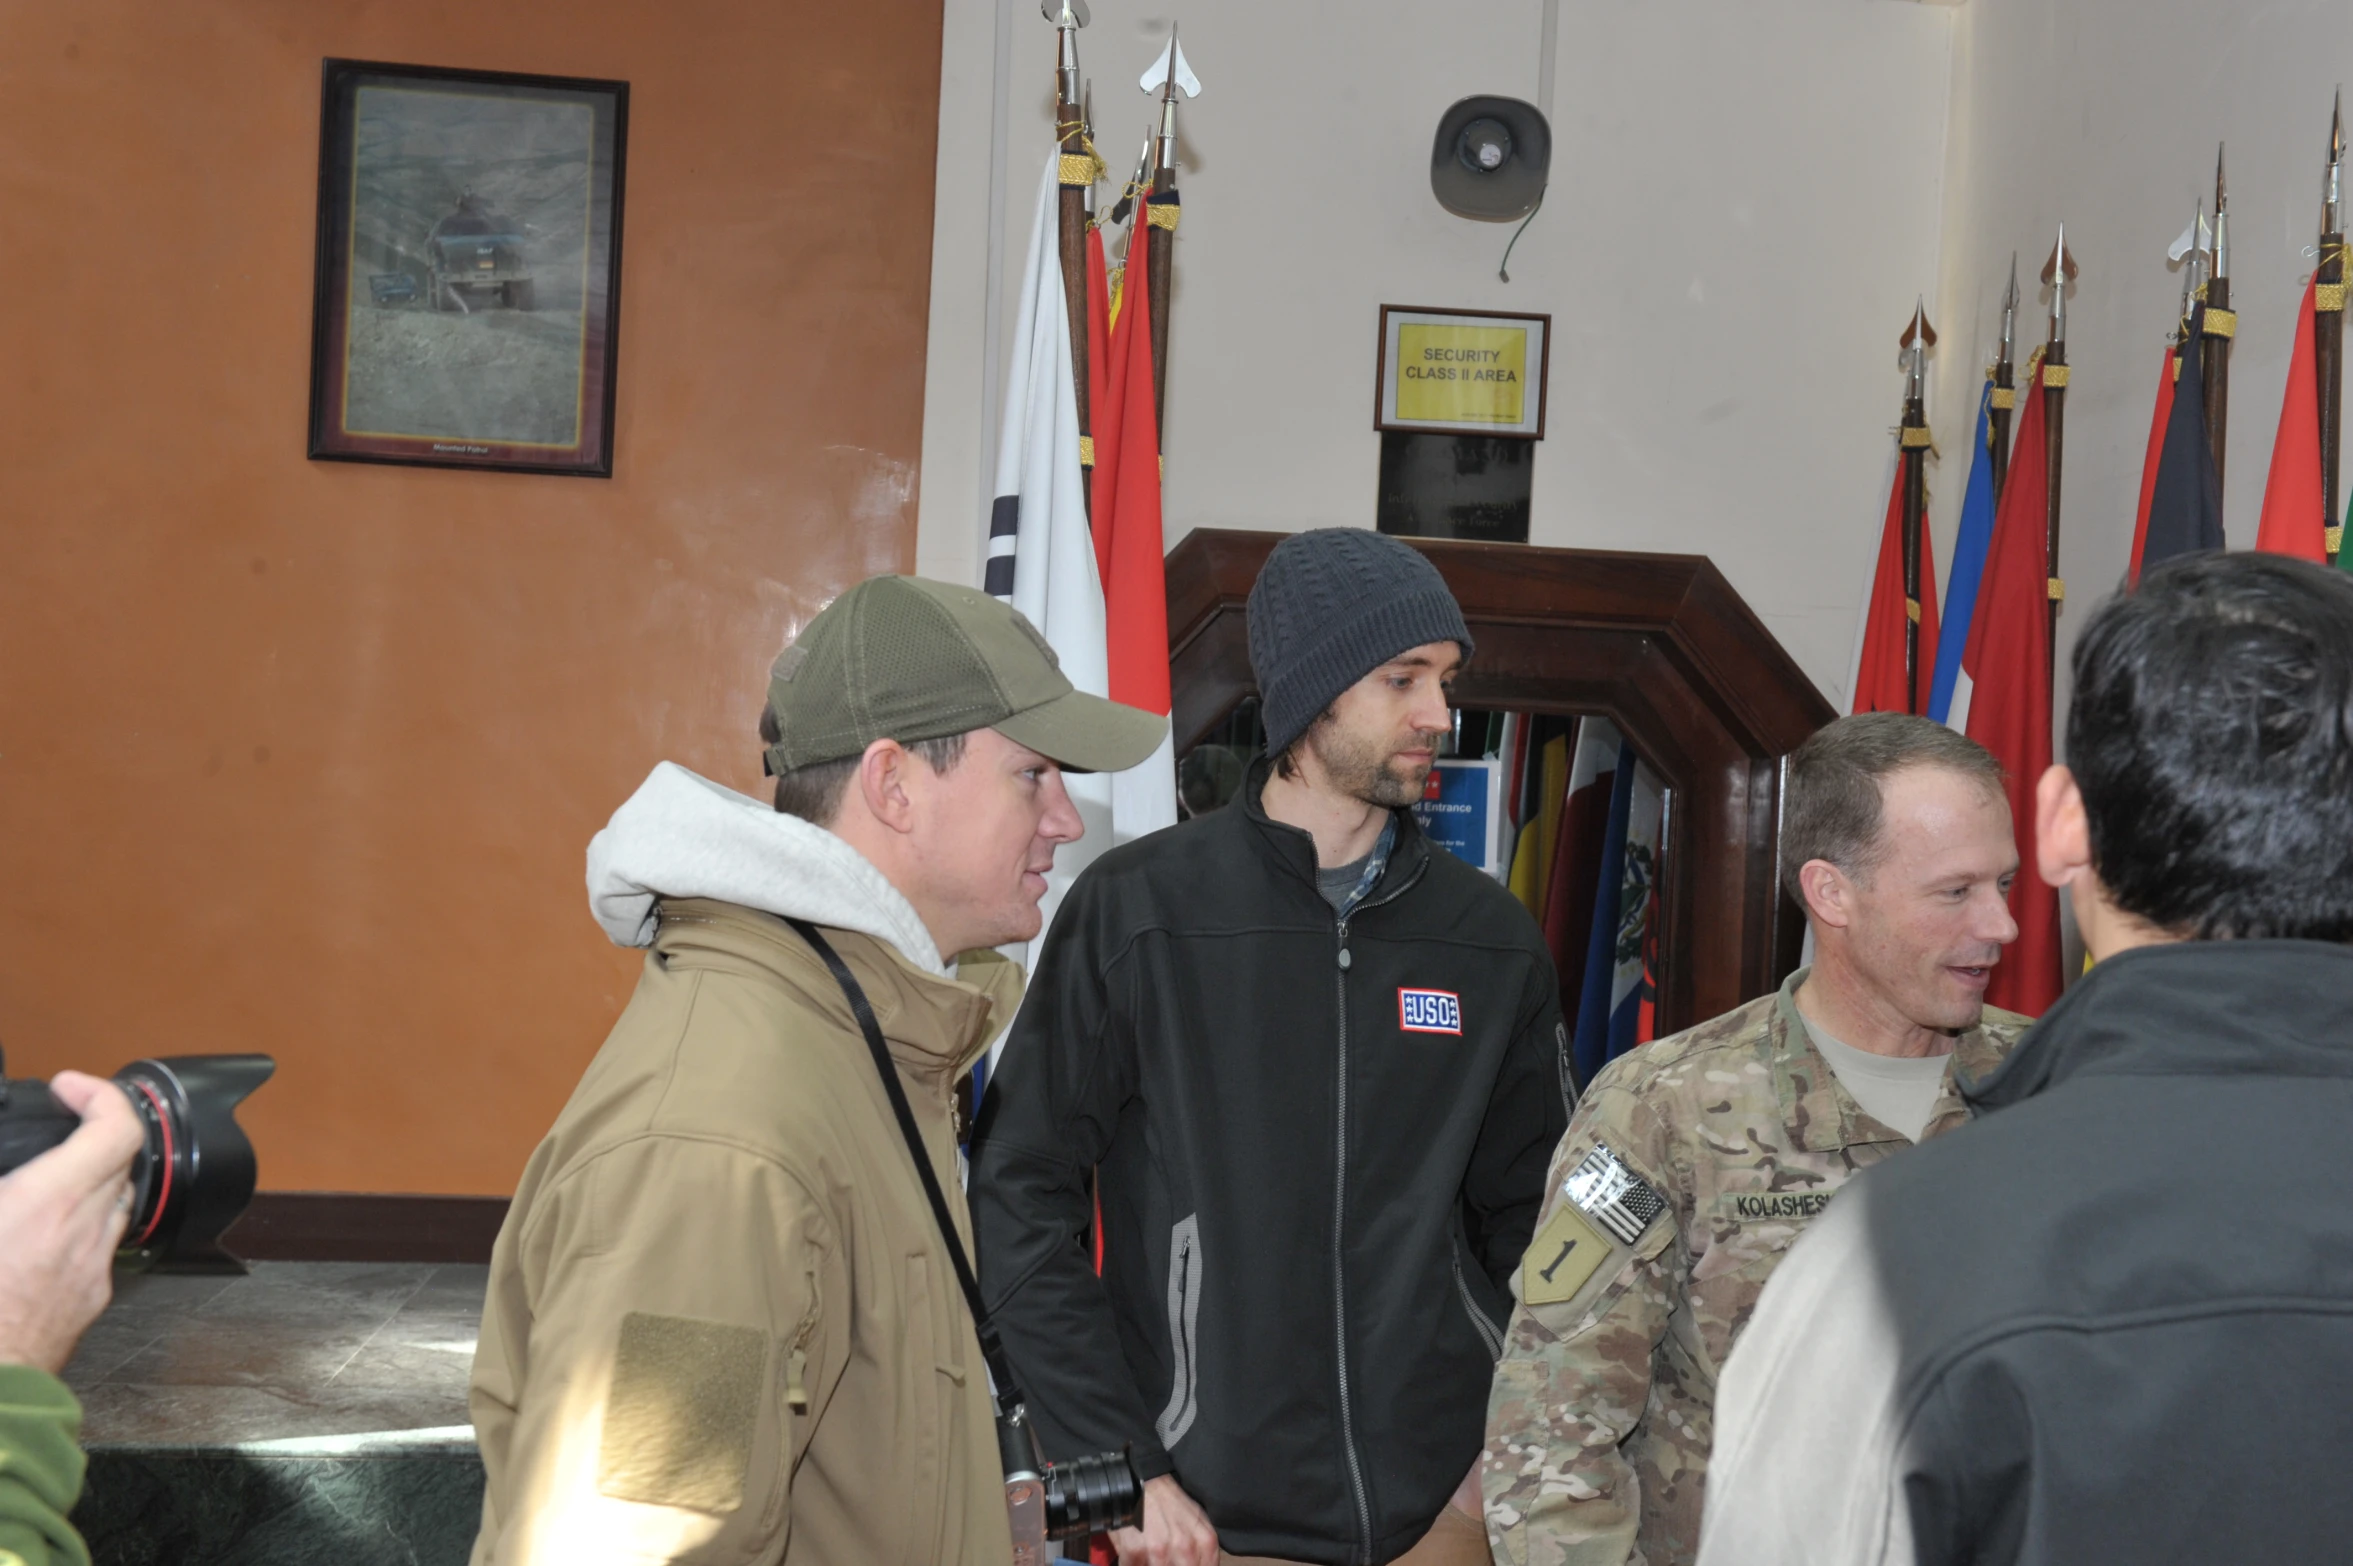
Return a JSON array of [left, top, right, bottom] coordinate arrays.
[[1520, 1203, 1610, 1306], [597, 1311, 769, 1515], [1562, 1142, 1667, 1245]]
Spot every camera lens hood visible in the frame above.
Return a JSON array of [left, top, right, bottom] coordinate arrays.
[[115, 1054, 275, 1273]]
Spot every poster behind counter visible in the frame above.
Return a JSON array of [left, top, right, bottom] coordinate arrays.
[[1412, 758, 1505, 877]]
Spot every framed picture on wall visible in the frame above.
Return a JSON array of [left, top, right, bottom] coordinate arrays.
[[1374, 304, 1549, 439], [307, 59, 629, 477]]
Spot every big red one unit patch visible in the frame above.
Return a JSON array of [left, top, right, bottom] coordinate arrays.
[[1398, 988, 1463, 1035]]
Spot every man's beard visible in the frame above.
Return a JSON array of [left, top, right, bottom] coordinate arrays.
[[1303, 720, 1443, 808]]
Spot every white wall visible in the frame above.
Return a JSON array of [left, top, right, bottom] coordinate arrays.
[[919, 0, 1959, 704], [1926, 0, 2350, 735]]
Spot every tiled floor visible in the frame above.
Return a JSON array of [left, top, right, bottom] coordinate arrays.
[[63, 1262, 489, 1566], [63, 1261, 486, 1450]]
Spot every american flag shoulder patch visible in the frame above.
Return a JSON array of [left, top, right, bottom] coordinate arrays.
[[1562, 1143, 1668, 1246]]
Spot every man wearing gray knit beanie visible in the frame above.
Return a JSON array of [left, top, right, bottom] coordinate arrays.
[[975, 529, 1570, 1566]]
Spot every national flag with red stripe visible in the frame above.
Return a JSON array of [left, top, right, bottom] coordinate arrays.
[[2128, 345, 2177, 583], [1850, 466, 1939, 716], [1951, 371, 2063, 1017], [1091, 206, 1178, 831], [2257, 275, 2331, 562]]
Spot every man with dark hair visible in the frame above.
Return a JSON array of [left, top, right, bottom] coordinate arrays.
[[973, 528, 1570, 1566], [468, 575, 1162, 1565], [1483, 712, 2031, 1566], [1697, 553, 2353, 1566]]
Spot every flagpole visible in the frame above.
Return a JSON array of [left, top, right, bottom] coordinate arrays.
[[2041, 228, 2076, 685], [1991, 255, 2018, 503], [2320, 94, 2347, 565], [1899, 301, 1936, 713], [1052, 3, 1095, 507], [2197, 149, 2235, 497], [1145, 27, 1182, 450]]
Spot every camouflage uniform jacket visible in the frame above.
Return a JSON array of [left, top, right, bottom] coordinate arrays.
[[1481, 969, 2028, 1566]]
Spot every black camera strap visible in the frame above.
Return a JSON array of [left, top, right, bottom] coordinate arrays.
[[784, 918, 1028, 1414]]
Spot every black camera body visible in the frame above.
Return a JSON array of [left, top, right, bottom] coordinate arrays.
[[0, 1048, 274, 1273], [997, 1400, 1143, 1563]]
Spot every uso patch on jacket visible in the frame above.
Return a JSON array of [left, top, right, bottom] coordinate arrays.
[[1398, 988, 1462, 1034]]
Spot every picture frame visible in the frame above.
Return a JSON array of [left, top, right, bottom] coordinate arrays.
[[1374, 304, 1550, 439], [307, 59, 629, 477]]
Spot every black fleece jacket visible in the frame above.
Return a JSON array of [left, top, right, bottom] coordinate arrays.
[[971, 761, 1569, 1566]]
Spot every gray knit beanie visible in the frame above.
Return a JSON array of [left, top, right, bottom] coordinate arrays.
[[1247, 529, 1474, 757]]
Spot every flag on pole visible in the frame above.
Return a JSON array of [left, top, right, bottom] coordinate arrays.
[[1850, 466, 1939, 715], [1542, 719, 1618, 1033], [982, 154, 1114, 997], [2144, 303, 2227, 571], [1930, 381, 1999, 724], [1093, 206, 1179, 834], [2126, 346, 2178, 584], [1084, 222, 1112, 583], [1951, 373, 2064, 1017], [2256, 276, 2331, 561], [1570, 744, 1664, 1085]]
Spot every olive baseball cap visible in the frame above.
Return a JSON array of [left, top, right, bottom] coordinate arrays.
[[762, 575, 1166, 774]]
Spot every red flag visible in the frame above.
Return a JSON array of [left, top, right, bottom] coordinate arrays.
[[1095, 212, 1171, 718], [2257, 275, 2330, 561], [1956, 375, 2063, 1016], [2128, 346, 2178, 583], [1851, 467, 1940, 715], [1084, 224, 1113, 586]]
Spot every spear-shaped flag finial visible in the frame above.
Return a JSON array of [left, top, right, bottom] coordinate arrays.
[[2000, 252, 2019, 364], [2214, 143, 2230, 281], [1141, 23, 1198, 185], [2170, 198, 2209, 309], [2328, 89, 2345, 234], [1109, 127, 1153, 226], [2177, 235, 2197, 338], [1900, 297, 1937, 402], [2042, 225, 2078, 344], [1047, 0, 1088, 110], [1138, 23, 1200, 99]]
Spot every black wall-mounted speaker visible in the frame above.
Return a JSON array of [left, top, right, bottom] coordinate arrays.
[[1431, 95, 1551, 222]]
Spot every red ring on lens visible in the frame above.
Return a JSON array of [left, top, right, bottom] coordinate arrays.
[[126, 1078, 175, 1247]]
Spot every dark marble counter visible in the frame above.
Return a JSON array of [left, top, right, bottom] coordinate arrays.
[[62, 1261, 488, 1566]]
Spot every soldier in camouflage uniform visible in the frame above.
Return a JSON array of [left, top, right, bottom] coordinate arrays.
[[1481, 715, 2035, 1566]]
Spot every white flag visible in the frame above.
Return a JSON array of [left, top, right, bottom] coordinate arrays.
[[982, 155, 1118, 993]]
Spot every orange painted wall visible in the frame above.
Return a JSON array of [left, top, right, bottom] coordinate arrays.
[[0, 1, 941, 1193]]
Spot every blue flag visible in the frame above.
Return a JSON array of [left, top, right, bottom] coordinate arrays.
[[1572, 747, 1636, 1085], [2144, 304, 2227, 569], [1930, 381, 1998, 725]]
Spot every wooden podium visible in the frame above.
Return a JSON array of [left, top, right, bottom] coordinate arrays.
[[1165, 530, 1836, 1037]]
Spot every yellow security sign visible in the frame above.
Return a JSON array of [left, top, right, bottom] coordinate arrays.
[[1396, 323, 1528, 426]]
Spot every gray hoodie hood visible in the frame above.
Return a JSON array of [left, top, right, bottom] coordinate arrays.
[[585, 761, 945, 976]]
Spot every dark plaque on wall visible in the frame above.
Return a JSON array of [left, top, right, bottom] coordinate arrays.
[[308, 59, 629, 477], [1377, 433, 1533, 542]]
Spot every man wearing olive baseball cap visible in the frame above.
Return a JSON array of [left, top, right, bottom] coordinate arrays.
[[468, 575, 1162, 1566]]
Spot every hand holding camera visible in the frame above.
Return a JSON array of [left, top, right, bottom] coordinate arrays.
[[0, 1073, 144, 1374]]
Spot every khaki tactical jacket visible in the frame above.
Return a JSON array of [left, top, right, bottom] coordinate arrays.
[[1481, 970, 2028, 1566], [469, 897, 1022, 1566]]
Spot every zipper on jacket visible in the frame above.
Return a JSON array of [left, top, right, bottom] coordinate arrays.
[[1332, 916, 1375, 1563], [1451, 1243, 1505, 1362], [786, 1265, 820, 1414], [1324, 852, 1426, 1565]]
